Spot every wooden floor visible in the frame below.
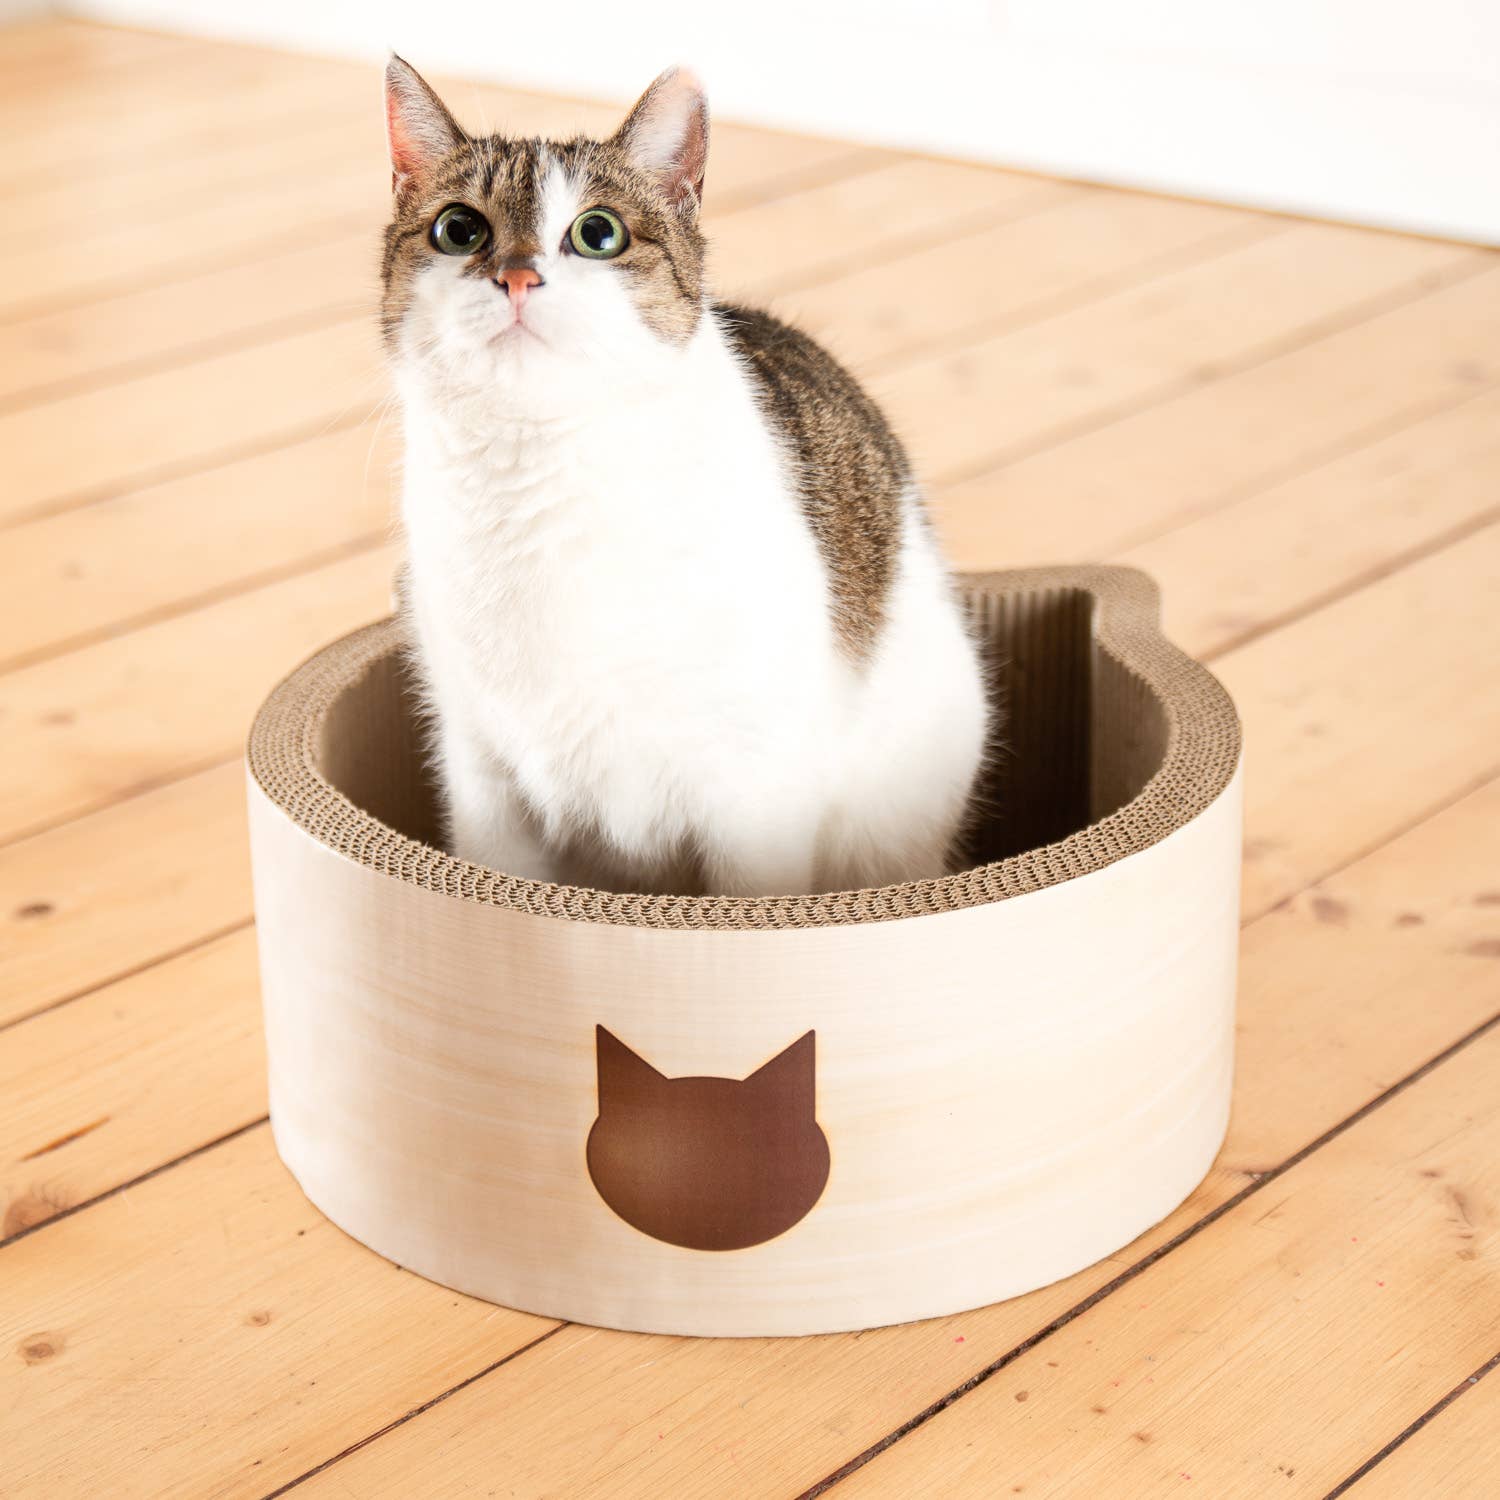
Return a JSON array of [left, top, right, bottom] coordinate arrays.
[[1, 18, 1497, 1497]]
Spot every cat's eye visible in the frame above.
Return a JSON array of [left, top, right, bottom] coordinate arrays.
[[569, 208, 629, 259], [431, 205, 491, 257]]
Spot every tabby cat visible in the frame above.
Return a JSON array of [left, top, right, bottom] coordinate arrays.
[[382, 58, 988, 897]]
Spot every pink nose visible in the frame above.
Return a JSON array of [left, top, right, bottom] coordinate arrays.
[[496, 266, 543, 310]]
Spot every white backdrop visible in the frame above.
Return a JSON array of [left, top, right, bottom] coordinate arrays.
[[60, 0, 1500, 244]]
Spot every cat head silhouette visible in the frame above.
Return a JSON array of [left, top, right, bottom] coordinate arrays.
[[586, 1026, 831, 1252]]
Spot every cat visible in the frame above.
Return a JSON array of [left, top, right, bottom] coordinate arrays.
[[382, 57, 989, 898], [586, 1026, 830, 1250]]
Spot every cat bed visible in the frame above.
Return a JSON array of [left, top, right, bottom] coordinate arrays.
[[246, 566, 1242, 1337]]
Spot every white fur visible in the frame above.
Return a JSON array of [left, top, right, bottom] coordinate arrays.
[[395, 153, 988, 897]]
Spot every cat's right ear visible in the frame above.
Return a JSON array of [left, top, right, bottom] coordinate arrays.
[[611, 66, 710, 217], [384, 55, 465, 194]]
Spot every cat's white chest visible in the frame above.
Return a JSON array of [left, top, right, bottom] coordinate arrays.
[[398, 349, 838, 861]]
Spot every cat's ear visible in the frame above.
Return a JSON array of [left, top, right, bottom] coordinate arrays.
[[611, 66, 710, 215], [746, 1031, 816, 1110], [595, 1026, 666, 1104], [385, 55, 466, 193]]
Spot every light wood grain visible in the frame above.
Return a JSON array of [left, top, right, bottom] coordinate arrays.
[[5, 218, 1477, 668], [711, 157, 1075, 295], [934, 260, 1500, 567], [247, 577, 1241, 1337], [6, 761, 1494, 1495], [0, 319, 384, 526], [772, 189, 1266, 373], [1344, 1361, 1500, 1499], [220, 774, 1500, 1499], [880, 226, 1481, 485], [0, 63, 873, 322], [0, 171, 382, 324], [838, 1024, 1500, 1498], [0, 47, 376, 187], [1217, 520, 1500, 920], [0, 928, 265, 1240], [0, 234, 374, 408], [0, 545, 399, 845], [0, 114, 371, 241], [0, 762, 250, 1030], [5, 21, 1499, 1494], [0, 424, 397, 669], [1119, 384, 1500, 658], [0, 1128, 558, 1500], [11, 544, 1499, 1262]]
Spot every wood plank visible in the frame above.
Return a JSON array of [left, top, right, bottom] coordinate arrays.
[[0, 152, 890, 409], [2, 86, 871, 251], [2, 214, 1476, 654], [0, 165, 383, 321], [0, 424, 396, 669], [4, 437, 1498, 1043], [9, 487, 1496, 924], [0, 319, 383, 526], [0, 49, 375, 187], [0, 1128, 558, 1500], [0, 31, 872, 207], [835, 1021, 1500, 1498], [934, 259, 1500, 567], [1342, 1361, 1500, 1499], [0, 763, 250, 1031], [15, 35, 1497, 1500], [1, 929, 265, 1240], [18, 518, 1499, 1181], [0, 234, 374, 407], [23, 363, 1483, 1025], [15, 763, 1488, 1498], [774, 189, 1267, 373], [0, 544, 399, 846], [1218, 520, 1500, 920], [0, 83, 873, 322], [0, 115, 373, 248], [1117, 384, 1500, 659], [249, 777, 1500, 1498], [711, 158, 1076, 297], [0, 198, 1282, 667], [877, 225, 1482, 485]]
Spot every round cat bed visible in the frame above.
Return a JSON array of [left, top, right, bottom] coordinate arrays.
[[246, 566, 1242, 1337]]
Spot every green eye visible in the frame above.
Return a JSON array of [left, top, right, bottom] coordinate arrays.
[[431, 205, 490, 256], [569, 208, 628, 259]]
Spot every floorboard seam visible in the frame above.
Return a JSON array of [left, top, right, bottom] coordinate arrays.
[[930, 252, 1498, 495], [0, 916, 255, 1037], [256, 1323, 571, 1500], [0, 1116, 268, 1250], [796, 1007, 1500, 1497], [0, 530, 391, 676], [1320, 1350, 1500, 1499], [1198, 503, 1500, 663]]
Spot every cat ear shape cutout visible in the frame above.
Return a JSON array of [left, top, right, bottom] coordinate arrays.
[[586, 1026, 831, 1252], [745, 1029, 817, 1110], [594, 1025, 667, 1103], [384, 55, 467, 192], [611, 66, 710, 215]]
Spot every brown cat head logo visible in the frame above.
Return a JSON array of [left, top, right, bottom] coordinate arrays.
[[586, 1026, 831, 1252]]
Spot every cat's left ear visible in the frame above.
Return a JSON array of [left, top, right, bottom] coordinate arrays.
[[746, 1030, 817, 1108], [611, 66, 710, 216], [385, 55, 466, 194]]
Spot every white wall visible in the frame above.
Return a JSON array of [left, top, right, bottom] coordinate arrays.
[[63, 0, 1500, 244]]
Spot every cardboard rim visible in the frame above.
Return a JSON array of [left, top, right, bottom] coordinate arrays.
[[246, 565, 1242, 929]]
